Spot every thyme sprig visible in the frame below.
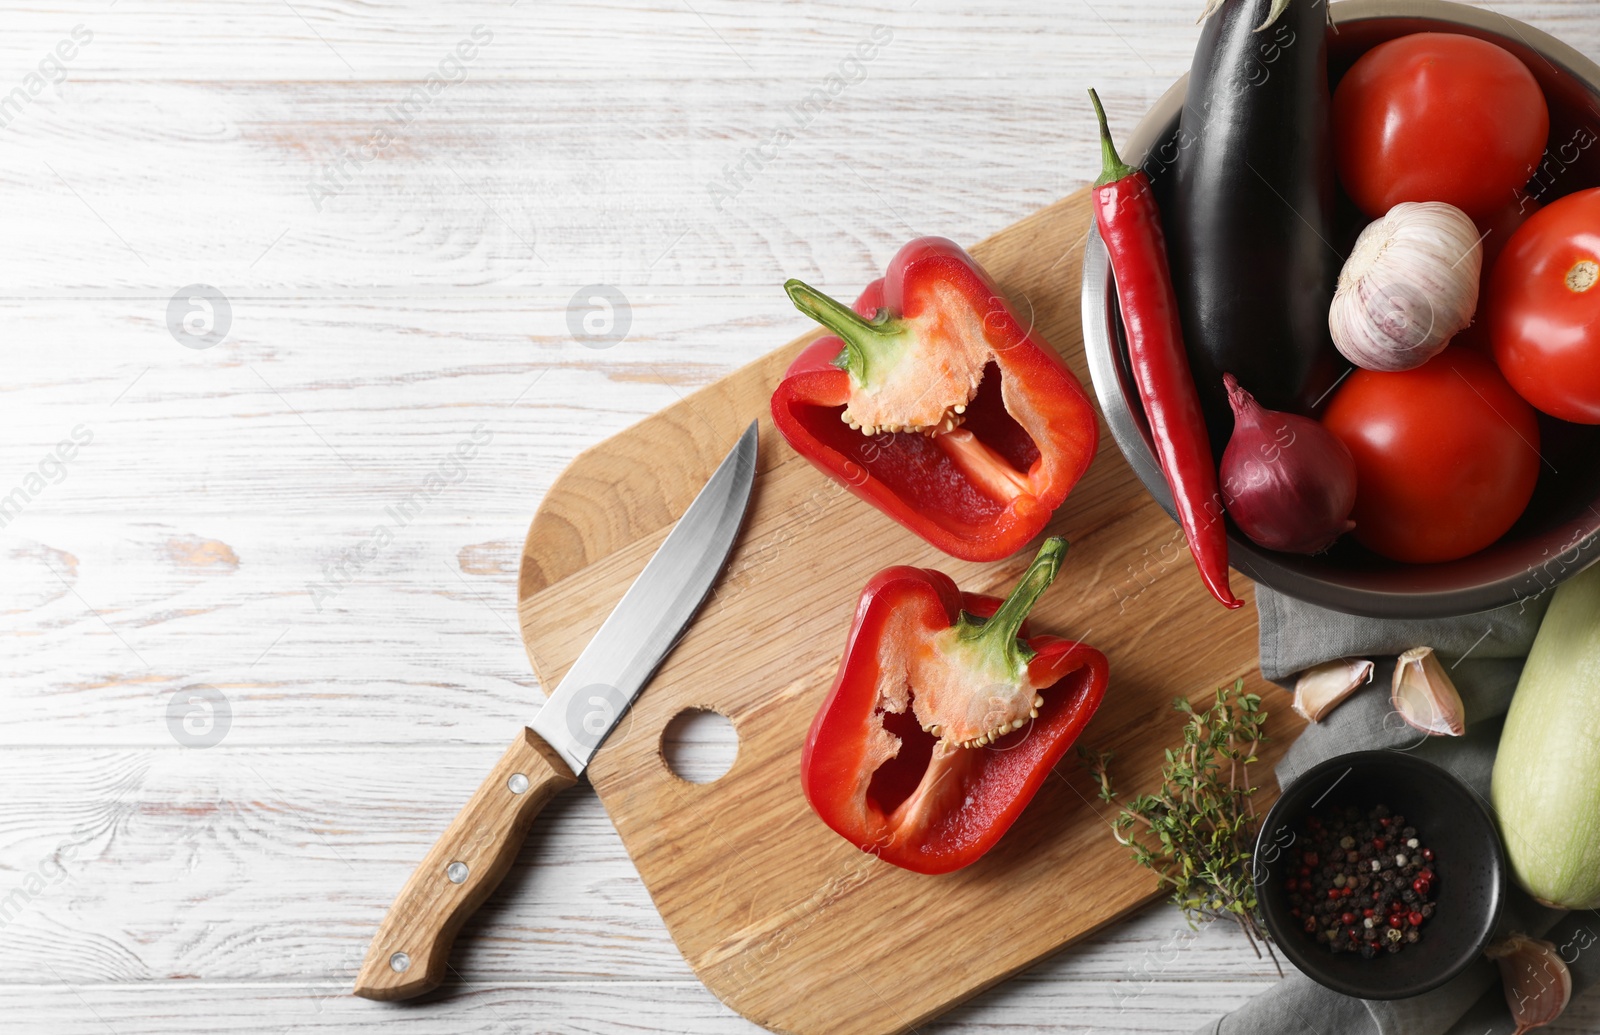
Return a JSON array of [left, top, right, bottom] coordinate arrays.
[[1080, 679, 1280, 972]]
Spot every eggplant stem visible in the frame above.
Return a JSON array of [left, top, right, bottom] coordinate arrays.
[[1254, 0, 1292, 31], [1196, 0, 1309, 31]]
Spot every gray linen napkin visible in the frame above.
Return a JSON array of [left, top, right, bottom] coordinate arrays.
[[1194, 586, 1600, 1035]]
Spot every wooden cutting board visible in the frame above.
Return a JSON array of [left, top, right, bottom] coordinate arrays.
[[516, 185, 1304, 1035]]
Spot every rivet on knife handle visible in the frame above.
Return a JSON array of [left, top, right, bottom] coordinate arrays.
[[353, 729, 577, 1000]]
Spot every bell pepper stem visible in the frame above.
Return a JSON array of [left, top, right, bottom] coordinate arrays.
[[1089, 89, 1138, 189], [957, 537, 1069, 665], [785, 278, 906, 388]]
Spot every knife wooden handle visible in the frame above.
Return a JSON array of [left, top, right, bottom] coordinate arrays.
[[353, 728, 577, 1000]]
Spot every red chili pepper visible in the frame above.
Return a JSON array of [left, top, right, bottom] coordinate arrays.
[[771, 238, 1099, 562], [1088, 89, 1241, 609], [800, 538, 1109, 874]]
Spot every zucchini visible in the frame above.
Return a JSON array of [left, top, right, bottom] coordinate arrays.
[[1491, 561, 1600, 909]]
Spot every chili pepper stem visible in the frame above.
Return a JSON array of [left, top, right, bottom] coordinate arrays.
[[1089, 89, 1138, 189], [955, 537, 1069, 669], [784, 278, 910, 390]]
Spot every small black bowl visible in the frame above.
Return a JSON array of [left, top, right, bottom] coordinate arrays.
[[1254, 751, 1505, 1000]]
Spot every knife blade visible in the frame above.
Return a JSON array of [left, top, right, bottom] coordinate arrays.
[[353, 421, 758, 1001]]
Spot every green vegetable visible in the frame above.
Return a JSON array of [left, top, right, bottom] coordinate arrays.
[[1491, 562, 1600, 909], [1080, 681, 1279, 971]]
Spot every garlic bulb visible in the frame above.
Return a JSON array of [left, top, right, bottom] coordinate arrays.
[[1392, 646, 1466, 736], [1329, 202, 1482, 372], [1485, 934, 1571, 1034]]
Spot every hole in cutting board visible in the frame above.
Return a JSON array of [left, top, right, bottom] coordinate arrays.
[[661, 708, 738, 783]]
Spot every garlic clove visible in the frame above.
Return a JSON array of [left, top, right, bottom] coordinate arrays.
[[1485, 934, 1571, 1034], [1391, 646, 1467, 736], [1293, 657, 1375, 721], [1328, 201, 1483, 373]]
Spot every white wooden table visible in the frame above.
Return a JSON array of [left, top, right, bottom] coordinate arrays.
[[4, 1, 1597, 1031]]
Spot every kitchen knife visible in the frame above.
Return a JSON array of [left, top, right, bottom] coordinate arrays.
[[353, 420, 758, 1001]]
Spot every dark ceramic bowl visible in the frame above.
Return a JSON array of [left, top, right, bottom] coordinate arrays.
[[1081, 0, 1600, 618], [1254, 751, 1505, 999]]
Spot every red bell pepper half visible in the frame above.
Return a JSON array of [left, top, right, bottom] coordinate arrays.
[[772, 237, 1100, 562], [801, 537, 1110, 874]]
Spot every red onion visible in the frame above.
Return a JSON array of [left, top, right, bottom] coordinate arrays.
[[1220, 373, 1357, 555]]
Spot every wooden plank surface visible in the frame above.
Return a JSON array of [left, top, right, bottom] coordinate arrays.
[[3, 0, 1599, 1032]]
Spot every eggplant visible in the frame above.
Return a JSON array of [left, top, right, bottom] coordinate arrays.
[[1166, 0, 1343, 444]]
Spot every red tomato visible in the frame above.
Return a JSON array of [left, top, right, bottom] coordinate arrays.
[[1489, 187, 1600, 423], [1454, 197, 1541, 354], [1322, 349, 1541, 564], [1333, 33, 1548, 221], [1478, 196, 1543, 287]]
